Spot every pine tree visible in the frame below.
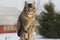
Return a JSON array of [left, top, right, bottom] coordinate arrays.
[[38, 1, 60, 38]]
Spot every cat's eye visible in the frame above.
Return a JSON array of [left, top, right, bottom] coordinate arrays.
[[33, 7, 35, 9]]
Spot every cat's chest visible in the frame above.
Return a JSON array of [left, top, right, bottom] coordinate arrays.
[[27, 14, 33, 18]]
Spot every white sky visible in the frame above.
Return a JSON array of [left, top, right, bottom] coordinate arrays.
[[0, 0, 17, 7], [0, 0, 60, 12]]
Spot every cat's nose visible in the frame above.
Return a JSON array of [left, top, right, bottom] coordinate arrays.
[[29, 4, 32, 8]]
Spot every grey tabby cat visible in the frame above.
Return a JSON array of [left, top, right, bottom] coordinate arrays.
[[16, 1, 35, 40]]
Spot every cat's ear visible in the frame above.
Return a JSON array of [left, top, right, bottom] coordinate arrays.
[[32, 1, 35, 5], [25, 1, 28, 6], [32, 1, 35, 7], [25, 1, 27, 4]]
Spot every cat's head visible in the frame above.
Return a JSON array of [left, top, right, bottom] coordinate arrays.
[[24, 1, 35, 15]]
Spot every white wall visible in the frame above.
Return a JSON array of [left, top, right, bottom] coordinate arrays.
[[0, 7, 19, 25]]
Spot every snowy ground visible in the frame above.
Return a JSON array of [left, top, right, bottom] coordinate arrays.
[[0, 33, 60, 40]]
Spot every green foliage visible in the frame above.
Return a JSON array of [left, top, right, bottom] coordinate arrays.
[[38, 2, 60, 38]]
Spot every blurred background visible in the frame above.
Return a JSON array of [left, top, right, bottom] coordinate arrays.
[[0, 0, 60, 40]]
